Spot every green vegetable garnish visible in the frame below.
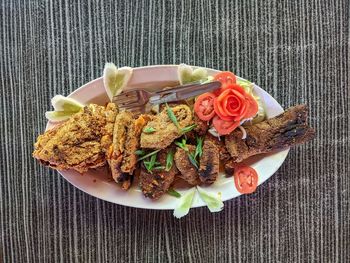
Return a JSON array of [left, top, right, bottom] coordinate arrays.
[[135, 149, 146, 156], [168, 188, 181, 198], [181, 124, 197, 134], [187, 152, 199, 169], [175, 138, 188, 152], [173, 188, 196, 218], [143, 127, 156, 133], [166, 103, 179, 129], [153, 166, 165, 170], [165, 150, 174, 171], [137, 149, 161, 162], [194, 137, 203, 158], [197, 186, 224, 212]]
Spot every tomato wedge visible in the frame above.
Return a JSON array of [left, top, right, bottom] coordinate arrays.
[[213, 71, 237, 95], [234, 166, 258, 194], [212, 115, 240, 135], [194, 92, 216, 121]]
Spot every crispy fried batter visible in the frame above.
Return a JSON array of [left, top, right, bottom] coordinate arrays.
[[199, 139, 220, 184], [33, 103, 118, 173], [108, 112, 151, 190], [174, 145, 200, 185], [225, 105, 315, 162], [140, 104, 193, 149], [139, 148, 178, 199]]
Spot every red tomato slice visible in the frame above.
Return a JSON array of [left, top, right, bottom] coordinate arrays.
[[213, 72, 237, 95], [194, 93, 216, 121], [212, 115, 240, 135], [234, 166, 259, 194], [243, 94, 259, 119]]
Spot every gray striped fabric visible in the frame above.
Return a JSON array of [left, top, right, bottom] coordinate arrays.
[[0, 0, 349, 262]]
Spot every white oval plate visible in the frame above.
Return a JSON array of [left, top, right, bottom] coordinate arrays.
[[47, 65, 289, 209]]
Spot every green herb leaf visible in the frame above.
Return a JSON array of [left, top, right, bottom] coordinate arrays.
[[195, 137, 203, 158], [187, 152, 199, 169], [197, 186, 224, 212], [137, 149, 161, 162], [135, 149, 146, 156], [168, 188, 181, 198], [166, 103, 179, 128], [143, 127, 156, 133], [165, 150, 174, 171], [181, 124, 197, 134]]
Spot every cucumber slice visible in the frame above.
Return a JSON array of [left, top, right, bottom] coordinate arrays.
[[103, 63, 133, 101], [51, 95, 84, 112], [173, 188, 196, 218], [45, 111, 76, 122], [178, 64, 208, 85], [197, 186, 224, 212]]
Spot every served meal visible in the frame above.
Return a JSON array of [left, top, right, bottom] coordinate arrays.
[[33, 64, 315, 217]]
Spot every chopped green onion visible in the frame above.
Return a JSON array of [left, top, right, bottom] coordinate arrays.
[[153, 166, 165, 170], [195, 137, 203, 158], [187, 152, 199, 169], [143, 127, 156, 133], [181, 124, 197, 134], [165, 150, 174, 171], [197, 186, 224, 212], [137, 149, 161, 162], [173, 188, 196, 218], [135, 149, 145, 156], [166, 103, 179, 128], [168, 188, 181, 198], [175, 141, 188, 152]]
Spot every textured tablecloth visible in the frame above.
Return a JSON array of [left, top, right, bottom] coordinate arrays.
[[1, 0, 349, 262]]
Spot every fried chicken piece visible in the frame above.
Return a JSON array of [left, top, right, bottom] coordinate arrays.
[[108, 112, 151, 190], [33, 103, 118, 173], [140, 104, 193, 149], [225, 104, 315, 162], [139, 148, 178, 199], [174, 145, 200, 185], [198, 139, 220, 184], [204, 133, 231, 162]]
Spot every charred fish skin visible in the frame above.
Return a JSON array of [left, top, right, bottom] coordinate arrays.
[[198, 139, 220, 184], [225, 104, 315, 162]]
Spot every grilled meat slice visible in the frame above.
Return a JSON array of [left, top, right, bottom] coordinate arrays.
[[108, 112, 150, 190], [224, 159, 236, 177], [199, 139, 220, 184], [174, 145, 199, 185], [33, 103, 118, 173], [139, 148, 178, 199], [225, 104, 315, 162], [140, 104, 193, 149]]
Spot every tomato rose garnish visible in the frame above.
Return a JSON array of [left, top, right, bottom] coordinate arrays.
[[213, 71, 237, 96], [213, 84, 258, 123], [212, 115, 240, 135]]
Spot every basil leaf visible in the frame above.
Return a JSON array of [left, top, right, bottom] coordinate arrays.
[[137, 149, 161, 161], [143, 127, 156, 133], [187, 152, 199, 169], [165, 150, 174, 171], [168, 188, 181, 198], [166, 103, 179, 128], [135, 149, 145, 156], [181, 124, 197, 134]]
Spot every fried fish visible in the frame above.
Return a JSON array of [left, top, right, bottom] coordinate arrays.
[[33, 103, 118, 173], [225, 104, 315, 162]]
